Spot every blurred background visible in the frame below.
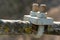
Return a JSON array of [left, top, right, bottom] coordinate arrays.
[[0, 0, 60, 21]]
